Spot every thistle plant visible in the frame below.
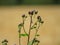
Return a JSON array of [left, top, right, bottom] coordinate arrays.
[[1, 10, 44, 45], [2, 39, 8, 45], [18, 10, 44, 45]]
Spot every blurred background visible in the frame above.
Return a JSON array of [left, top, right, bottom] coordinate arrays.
[[0, 0, 60, 5], [0, 0, 60, 45]]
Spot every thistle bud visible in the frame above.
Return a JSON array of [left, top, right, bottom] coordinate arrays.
[[28, 11, 34, 15], [37, 16, 41, 22], [41, 21, 44, 24], [22, 14, 25, 18], [2, 39, 8, 43], [35, 11, 38, 14]]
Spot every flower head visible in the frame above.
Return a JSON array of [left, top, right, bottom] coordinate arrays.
[[33, 38, 40, 43], [18, 23, 23, 28], [22, 14, 25, 18], [28, 11, 34, 15], [2, 39, 8, 43], [37, 16, 44, 24], [35, 11, 38, 14], [22, 14, 27, 19], [28, 10, 38, 16], [41, 21, 44, 24], [37, 16, 41, 22]]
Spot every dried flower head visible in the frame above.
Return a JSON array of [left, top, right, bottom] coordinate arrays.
[[22, 14, 27, 19], [22, 14, 25, 18], [18, 23, 23, 28], [2, 39, 8, 43], [37, 16, 41, 22], [35, 11, 38, 14], [33, 38, 40, 43], [28, 11, 34, 15], [37, 16, 44, 24], [41, 21, 44, 24], [37, 16, 40, 19], [28, 10, 38, 15]]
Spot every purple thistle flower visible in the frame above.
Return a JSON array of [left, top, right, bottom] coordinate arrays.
[[28, 11, 34, 15]]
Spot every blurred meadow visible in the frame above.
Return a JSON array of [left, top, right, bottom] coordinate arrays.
[[0, 0, 60, 45], [0, 0, 60, 5]]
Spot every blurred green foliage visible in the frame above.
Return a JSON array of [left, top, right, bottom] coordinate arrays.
[[0, 0, 60, 5]]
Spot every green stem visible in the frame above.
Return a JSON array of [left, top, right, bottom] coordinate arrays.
[[37, 43, 39, 45], [31, 23, 40, 45], [5, 43, 7, 45], [27, 16, 32, 45], [35, 23, 40, 37], [23, 19, 28, 34], [31, 21, 37, 28], [19, 29, 21, 45]]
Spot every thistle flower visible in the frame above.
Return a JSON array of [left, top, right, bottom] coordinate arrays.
[[41, 21, 44, 24], [2, 39, 8, 43], [22, 14, 25, 18], [37, 16, 41, 22], [28, 10, 38, 15], [22, 14, 27, 19], [37, 16, 40, 19], [35, 40, 40, 43], [28, 11, 34, 15], [35, 11, 38, 14], [32, 10, 38, 14], [33, 38, 40, 43], [18, 23, 23, 27], [18, 23, 23, 29], [37, 16, 44, 24]]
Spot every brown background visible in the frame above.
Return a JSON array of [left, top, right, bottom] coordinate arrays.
[[0, 5, 60, 45]]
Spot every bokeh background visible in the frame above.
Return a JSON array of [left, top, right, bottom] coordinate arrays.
[[0, 0, 60, 45], [0, 0, 60, 5]]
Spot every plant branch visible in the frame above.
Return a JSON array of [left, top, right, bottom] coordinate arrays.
[[35, 23, 40, 37], [31, 23, 40, 45], [23, 19, 28, 34], [31, 21, 37, 29], [27, 16, 32, 45], [19, 29, 21, 45]]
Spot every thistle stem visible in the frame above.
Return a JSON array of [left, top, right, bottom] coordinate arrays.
[[19, 36, 21, 45], [27, 16, 32, 45], [19, 29, 21, 45], [23, 19, 27, 34], [31, 23, 40, 45], [35, 23, 40, 37]]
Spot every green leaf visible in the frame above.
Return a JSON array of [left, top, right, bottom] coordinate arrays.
[[19, 34, 28, 36]]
